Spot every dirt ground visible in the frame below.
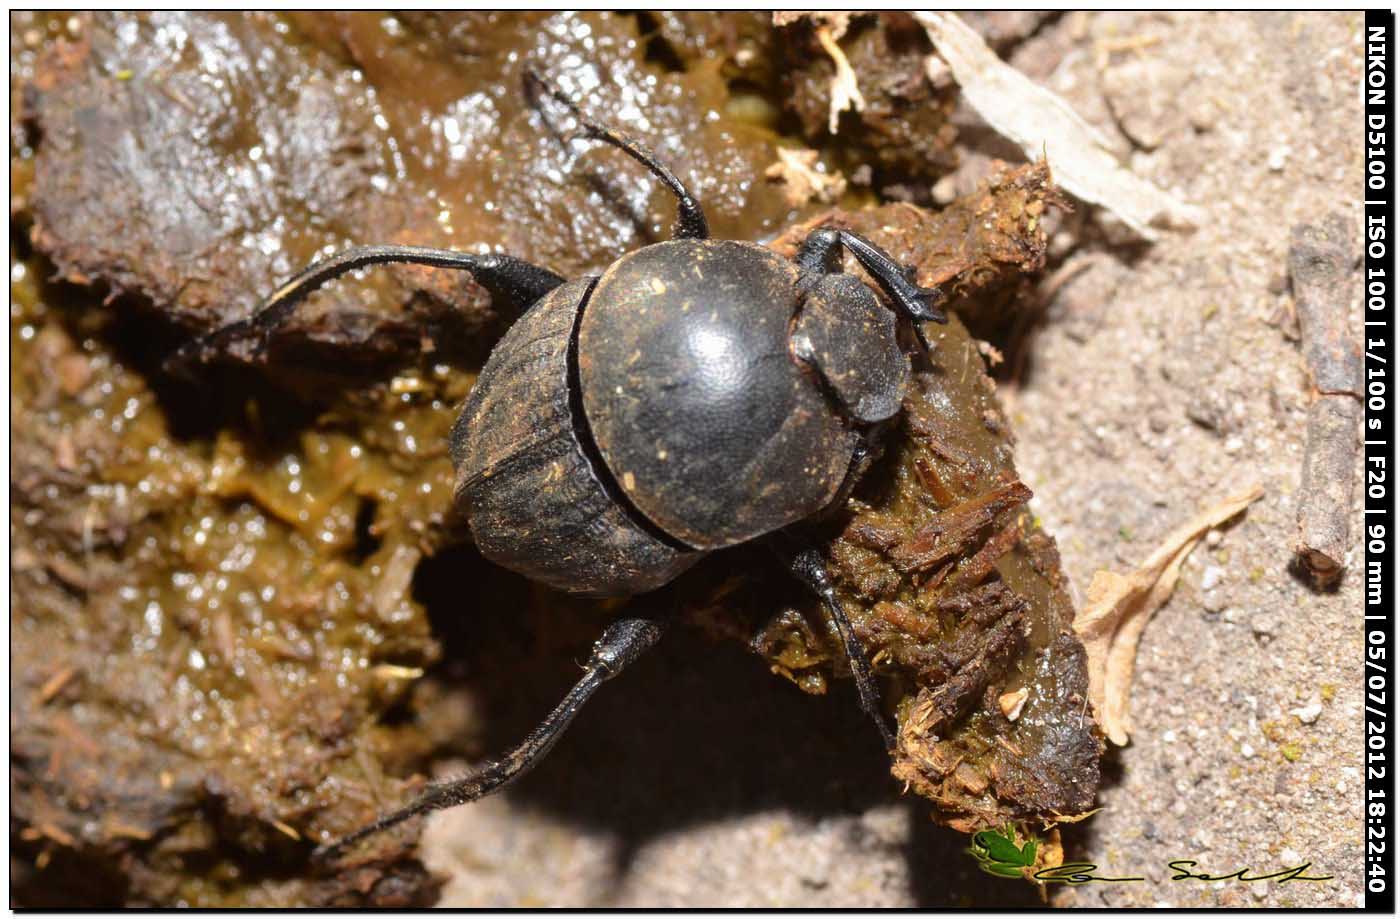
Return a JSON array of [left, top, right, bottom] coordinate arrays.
[[424, 11, 1368, 907], [1010, 10, 1365, 909], [9, 11, 1365, 908]]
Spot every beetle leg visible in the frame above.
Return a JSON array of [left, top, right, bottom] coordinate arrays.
[[312, 616, 665, 865], [166, 246, 564, 376], [525, 68, 710, 241], [785, 545, 897, 752], [794, 227, 947, 351]]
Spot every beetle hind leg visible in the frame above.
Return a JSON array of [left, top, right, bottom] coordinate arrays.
[[312, 616, 665, 865], [166, 245, 564, 377], [784, 544, 897, 752]]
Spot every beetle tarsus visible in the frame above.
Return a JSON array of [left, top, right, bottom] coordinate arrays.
[[164, 246, 564, 376], [524, 68, 710, 241], [784, 545, 897, 751], [311, 616, 665, 864], [795, 227, 947, 352]]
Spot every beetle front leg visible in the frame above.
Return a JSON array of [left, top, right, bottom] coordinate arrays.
[[313, 616, 665, 865], [795, 227, 947, 350], [783, 544, 897, 752], [166, 245, 565, 376]]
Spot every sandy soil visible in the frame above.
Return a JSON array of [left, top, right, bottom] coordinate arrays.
[[1014, 10, 1365, 909]]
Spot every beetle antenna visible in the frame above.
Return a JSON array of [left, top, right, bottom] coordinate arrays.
[[312, 616, 665, 865], [523, 68, 710, 241]]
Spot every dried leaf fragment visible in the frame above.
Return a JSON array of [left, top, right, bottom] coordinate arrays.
[[913, 11, 1202, 240], [1072, 483, 1264, 745], [771, 11, 855, 37], [765, 147, 848, 207]]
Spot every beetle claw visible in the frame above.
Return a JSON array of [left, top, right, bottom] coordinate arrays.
[[912, 287, 948, 323], [912, 321, 934, 354]]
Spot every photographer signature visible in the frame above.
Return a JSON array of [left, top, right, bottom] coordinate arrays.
[[967, 827, 1334, 886], [1033, 860, 1335, 886]]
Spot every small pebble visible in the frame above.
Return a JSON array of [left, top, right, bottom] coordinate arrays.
[[1241, 742, 1256, 758], [1201, 565, 1224, 590], [1188, 98, 1219, 131], [1251, 612, 1280, 637], [57, 353, 92, 396], [1289, 697, 1323, 724], [54, 434, 77, 471], [931, 174, 958, 205], [1267, 146, 1290, 171], [998, 687, 1029, 721]]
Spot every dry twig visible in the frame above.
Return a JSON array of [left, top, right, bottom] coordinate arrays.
[[1290, 214, 1362, 587]]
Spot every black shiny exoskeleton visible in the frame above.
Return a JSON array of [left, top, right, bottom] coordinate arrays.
[[173, 71, 946, 862]]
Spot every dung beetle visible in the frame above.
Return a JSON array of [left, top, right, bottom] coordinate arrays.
[[172, 71, 947, 862]]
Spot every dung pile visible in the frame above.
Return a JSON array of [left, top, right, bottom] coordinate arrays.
[[11, 11, 1096, 906]]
